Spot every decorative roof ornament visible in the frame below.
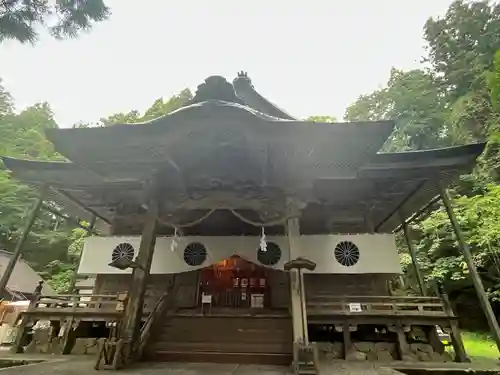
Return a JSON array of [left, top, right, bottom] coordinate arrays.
[[233, 71, 254, 88], [191, 76, 245, 104]]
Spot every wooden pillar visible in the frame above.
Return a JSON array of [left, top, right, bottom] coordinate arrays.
[[287, 216, 306, 344], [67, 215, 96, 294], [440, 187, 500, 354], [342, 322, 353, 359], [395, 324, 411, 361], [119, 200, 159, 354], [440, 288, 469, 362], [401, 221, 427, 296], [298, 268, 309, 344], [0, 185, 47, 297], [426, 326, 445, 355], [11, 296, 38, 353]]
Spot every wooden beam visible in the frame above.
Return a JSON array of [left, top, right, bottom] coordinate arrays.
[[0, 185, 47, 296], [119, 199, 159, 358], [401, 221, 427, 296], [393, 195, 441, 232], [375, 179, 427, 232], [51, 187, 111, 224], [440, 187, 500, 355], [42, 204, 94, 233]]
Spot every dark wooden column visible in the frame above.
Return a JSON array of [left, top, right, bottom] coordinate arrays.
[[120, 200, 159, 353], [440, 187, 500, 354], [401, 221, 427, 296], [342, 322, 353, 359], [0, 185, 47, 296]]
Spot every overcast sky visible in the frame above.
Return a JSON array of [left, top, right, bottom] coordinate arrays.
[[0, 0, 453, 127]]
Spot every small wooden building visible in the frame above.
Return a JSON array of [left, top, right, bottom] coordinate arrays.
[[1, 73, 489, 366], [0, 250, 54, 301]]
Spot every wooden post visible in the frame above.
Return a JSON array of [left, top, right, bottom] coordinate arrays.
[[11, 295, 38, 353], [119, 200, 158, 356], [67, 215, 96, 294], [395, 324, 411, 361], [287, 216, 305, 344], [440, 187, 500, 354], [342, 322, 353, 359], [401, 221, 427, 296], [426, 326, 445, 355], [0, 185, 47, 297], [297, 268, 308, 344], [61, 295, 79, 354], [440, 289, 469, 362]]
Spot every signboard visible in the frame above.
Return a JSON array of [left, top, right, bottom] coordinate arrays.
[[251, 294, 264, 308], [348, 303, 362, 312], [202, 294, 212, 304]]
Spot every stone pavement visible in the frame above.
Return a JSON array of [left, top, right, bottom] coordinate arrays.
[[0, 358, 409, 375], [0, 356, 499, 375]]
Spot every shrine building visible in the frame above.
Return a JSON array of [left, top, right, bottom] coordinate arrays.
[[1, 72, 497, 370]]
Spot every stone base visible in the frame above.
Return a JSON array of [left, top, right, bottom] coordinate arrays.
[[316, 342, 343, 361], [352, 342, 396, 361], [24, 328, 51, 354], [317, 341, 452, 363], [410, 343, 452, 362]]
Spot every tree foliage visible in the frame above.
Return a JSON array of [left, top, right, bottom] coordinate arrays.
[[346, 1, 500, 314], [0, 0, 110, 44], [306, 115, 338, 123], [345, 69, 449, 151], [0, 80, 191, 292]]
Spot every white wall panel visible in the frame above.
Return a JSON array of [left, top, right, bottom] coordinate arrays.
[[79, 234, 401, 275], [299, 234, 401, 274]]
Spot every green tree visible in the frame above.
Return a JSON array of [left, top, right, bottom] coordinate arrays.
[[424, 0, 500, 100], [306, 115, 338, 123], [0, 0, 110, 44], [344, 1, 500, 314], [424, 0, 500, 140], [0, 80, 194, 291], [345, 69, 449, 151], [100, 89, 193, 126]]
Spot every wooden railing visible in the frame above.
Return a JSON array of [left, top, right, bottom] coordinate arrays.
[[27, 294, 122, 316], [307, 295, 450, 317], [137, 292, 170, 358]]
